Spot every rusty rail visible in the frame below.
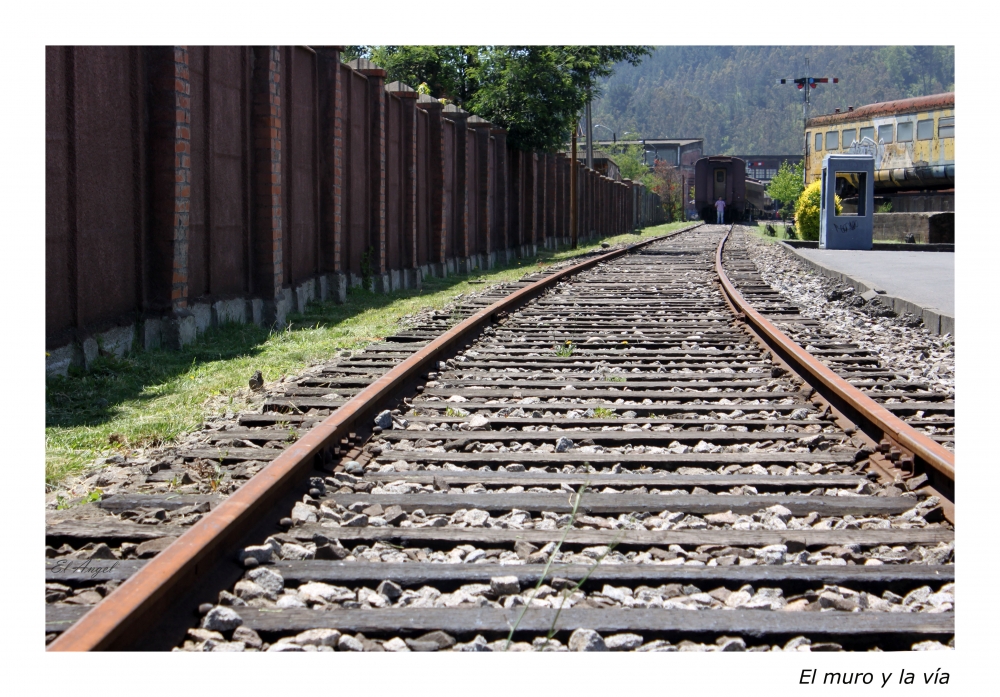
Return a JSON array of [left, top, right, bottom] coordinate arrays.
[[714, 231, 955, 484], [48, 224, 702, 651]]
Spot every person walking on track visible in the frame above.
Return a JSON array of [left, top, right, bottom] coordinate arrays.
[[715, 197, 726, 225]]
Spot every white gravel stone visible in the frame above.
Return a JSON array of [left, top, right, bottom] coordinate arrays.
[[247, 567, 284, 597], [338, 634, 365, 652], [280, 543, 315, 560], [375, 410, 393, 429], [605, 633, 644, 651], [294, 628, 342, 647], [201, 606, 243, 632], [568, 628, 607, 651], [555, 437, 574, 453], [490, 576, 520, 596]]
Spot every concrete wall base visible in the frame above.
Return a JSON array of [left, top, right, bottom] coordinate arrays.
[[293, 279, 317, 313], [326, 273, 348, 303], [212, 298, 249, 326], [373, 273, 392, 294], [143, 317, 163, 351], [161, 313, 198, 350], [403, 268, 421, 290], [45, 343, 81, 377]]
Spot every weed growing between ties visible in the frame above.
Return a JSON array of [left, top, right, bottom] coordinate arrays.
[[502, 481, 633, 651], [45, 222, 688, 488]]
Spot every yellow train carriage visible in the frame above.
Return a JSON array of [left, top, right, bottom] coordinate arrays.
[[804, 92, 954, 192]]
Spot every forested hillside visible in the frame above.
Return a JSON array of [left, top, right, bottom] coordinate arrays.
[[592, 46, 954, 155]]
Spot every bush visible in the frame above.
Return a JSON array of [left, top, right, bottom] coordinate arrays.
[[793, 180, 841, 241]]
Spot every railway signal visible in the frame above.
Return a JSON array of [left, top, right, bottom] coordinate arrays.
[[776, 58, 840, 180]]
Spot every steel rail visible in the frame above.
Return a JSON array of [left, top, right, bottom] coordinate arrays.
[[48, 223, 702, 651], [714, 231, 955, 483]]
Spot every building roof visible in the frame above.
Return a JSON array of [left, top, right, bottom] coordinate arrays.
[[806, 92, 954, 128], [596, 138, 703, 148]]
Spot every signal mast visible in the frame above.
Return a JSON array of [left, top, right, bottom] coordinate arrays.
[[777, 58, 839, 181]]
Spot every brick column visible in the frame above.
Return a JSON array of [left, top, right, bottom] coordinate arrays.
[[491, 128, 507, 258], [442, 104, 470, 266], [148, 46, 195, 345], [315, 47, 347, 302], [386, 82, 419, 288], [247, 46, 288, 327], [467, 115, 492, 268], [416, 94, 446, 276], [347, 59, 388, 290]]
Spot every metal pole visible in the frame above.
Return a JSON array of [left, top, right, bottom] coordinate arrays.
[[803, 58, 810, 185], [571, 128, 578, 249], [585, 97, 593, 170]]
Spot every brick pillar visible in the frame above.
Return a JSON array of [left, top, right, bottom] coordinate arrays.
[[467, 116, 491, 267], [316, 47, 347, 302], [442, 104, 469, 263], [416, 94, 446, 274], [148, 46, 194, 344], [554, 154, 564, 243], [491, 128, 507, 256], [386, 82, 419, 287], [346, 59, 388, 290], [248, 46, 288, 325]]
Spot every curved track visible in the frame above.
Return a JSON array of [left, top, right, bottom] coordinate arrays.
[[47, 224, 954, 652]]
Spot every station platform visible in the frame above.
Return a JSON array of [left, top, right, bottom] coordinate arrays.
[[783, 245, 955, 335]]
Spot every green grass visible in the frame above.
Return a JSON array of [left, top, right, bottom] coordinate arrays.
[[45, 221, 689, 488], [744, 220, 796, 243]]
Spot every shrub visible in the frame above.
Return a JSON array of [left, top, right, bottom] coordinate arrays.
[[793, 180, 841, 241]]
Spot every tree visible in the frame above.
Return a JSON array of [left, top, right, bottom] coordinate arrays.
[[603, 131, 648, 182], [647, 160, 685, 222], [367, 46, 477, 105], [349, 45, 650, 152], [468, 46, 650, 151], [767, 160, 805, 218], [794, 180, 841, 241]]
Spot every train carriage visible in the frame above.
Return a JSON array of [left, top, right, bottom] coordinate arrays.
[[804, 92, 954, 193], [694, 156, 747, 223]]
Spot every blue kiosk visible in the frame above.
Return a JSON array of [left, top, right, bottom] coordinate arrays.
[[819, 153, 875, 250]]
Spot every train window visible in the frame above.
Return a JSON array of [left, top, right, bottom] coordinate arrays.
[[859, 126, 875, 142], [939, 117, 954, 138], [841, 129, 856, 148], [716, 171, 725, 183], [877, 124, 893, 144], [897, 121, 914, 142], [917, 119, 934, 140], [825, 131, 838, 150], [815, 133, 822, 151]]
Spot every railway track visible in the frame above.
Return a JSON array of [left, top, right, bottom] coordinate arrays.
[[46, 224, 955, 652]]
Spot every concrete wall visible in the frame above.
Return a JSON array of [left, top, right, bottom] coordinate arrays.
[[872, 212, 954, 244], [45, 46, 664, 375]]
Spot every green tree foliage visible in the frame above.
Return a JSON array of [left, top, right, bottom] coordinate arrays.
[[767, 160, 805, 217], [348, 46, 650, 152], [794, 180, 841, 241], [601, 132, 649, 183], [591, 46, 954, 154], [368, 46, 477, 104]]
